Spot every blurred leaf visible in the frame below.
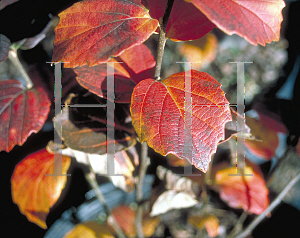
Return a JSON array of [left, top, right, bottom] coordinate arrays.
[[11, 149, 71, 228], [245, 113, 279, 160], [63, 221, 114, 238], [52, 0, 158, 68], [111, 205, 160, 237], [166, 154, 191, 167], [215, 166, 269, 214], [111, 205, 136, 237], [150, 190, 197, 216], [0, 79, 50, 152], [74, 44, 155, 103], [0, 34, 11, 62], [188, 214, 219, 237], [156, 166, 196, 196], [178, 33, 218, 69]]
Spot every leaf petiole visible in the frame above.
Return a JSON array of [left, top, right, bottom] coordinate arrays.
[[8, 48, 33, 89]]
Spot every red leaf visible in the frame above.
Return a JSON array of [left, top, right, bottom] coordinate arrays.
[[0, 80, 50, 152], [11, 149, 71, 228], [143, 0, 215, 41], [130, 70, 232, 172], [52, 0, 158, 68], [187, 0, 285, 46], [215, 166, 269, 214], [74, 44, 155, 103]]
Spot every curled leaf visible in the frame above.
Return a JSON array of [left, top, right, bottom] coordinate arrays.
[[150, 190, 198, 216], [11, 149, 71, 228], [245, 113, 279, 160]]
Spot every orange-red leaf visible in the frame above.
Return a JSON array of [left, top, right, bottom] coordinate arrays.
[[0, 80, 50, 152], [178, 33, 218, 69], [130, 70, 232, 172], [143, 0, 215, 41], [110, 205, 160, 237], [11, 149, 71, 228], [52, 0, 158, 68], [188, 214, 219, 237], [187, 0, 285, 46], [74, 44, 155, 103], [215, 166, 269, 214]]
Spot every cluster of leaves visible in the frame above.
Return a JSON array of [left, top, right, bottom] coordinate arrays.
[[1, 0, 293, 237]]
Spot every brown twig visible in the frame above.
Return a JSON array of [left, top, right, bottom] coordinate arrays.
[[153, 22, 167, 81]]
